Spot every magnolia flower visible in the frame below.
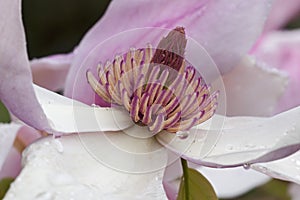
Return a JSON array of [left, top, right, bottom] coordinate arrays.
[[1, 0, 300, 199]]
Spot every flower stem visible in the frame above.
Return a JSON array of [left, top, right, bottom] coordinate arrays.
[[181, 158, 190, 200]]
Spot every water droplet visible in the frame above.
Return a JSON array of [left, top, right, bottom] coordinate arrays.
[[91, 104, 100, 108], [244, 143, 256, 149], [243, 163, 251, 170], [176, 131, 189, 139], [226, 144, 234, 151], [257, 166, 268, 173], [53, 139, 64, 153], [35, 191, 54, 200], [295, 160, 300, 166]]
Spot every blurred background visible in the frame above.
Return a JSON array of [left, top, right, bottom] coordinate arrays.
[[1, 0, 300, 199]]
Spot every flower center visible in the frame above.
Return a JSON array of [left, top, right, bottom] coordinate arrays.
[[87, 27, 218, 134]]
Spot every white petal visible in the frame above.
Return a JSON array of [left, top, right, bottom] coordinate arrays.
[[218, 56, 288, 117], [5, 132, 168, 199], [156, 106, 300, 167], [252, 150, 300, 184], [0, 123, 21, 169], [197, 167, 270, 198], [33, 85, 133, 133]]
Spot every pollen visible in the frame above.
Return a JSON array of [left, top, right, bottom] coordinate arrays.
[[87, 27, 218, 134]]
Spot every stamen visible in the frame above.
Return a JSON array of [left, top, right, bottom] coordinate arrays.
[[87, 27, 218, 134]]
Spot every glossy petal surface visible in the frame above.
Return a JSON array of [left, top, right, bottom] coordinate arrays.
[[252, 150, 300, 185], [157, 106, 300, 167], [5, 134, 167, 199]]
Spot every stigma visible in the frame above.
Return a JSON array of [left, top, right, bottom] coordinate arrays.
[[87, 27, 218, 134]]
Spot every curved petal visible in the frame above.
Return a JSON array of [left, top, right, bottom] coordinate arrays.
[[33, 85, 133, 133], [219, 56, 288, 117], [156, 106, 300, 167], [252, 150, 300, 184], [65, 0, 272, 106], [0, 0, 49, 131], [30, 53, 73, 91], [0, 123, 21, 169], [5, 134, 167, 199], [252, 30, 300, 113], [265, 0, 300, 31]]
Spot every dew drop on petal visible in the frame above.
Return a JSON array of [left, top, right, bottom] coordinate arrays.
[[91, 103, 100, 108], [35, 191, 55, 200], [176, 131, 189, 139], [225, 144, 234, 151], [243, 163, 251, 170]]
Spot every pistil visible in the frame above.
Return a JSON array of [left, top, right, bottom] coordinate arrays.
[[87, 27, 218, 134]]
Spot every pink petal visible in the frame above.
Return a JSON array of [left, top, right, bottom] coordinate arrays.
[[30, 53, 73, 91], [16, 126, 41, 146], [289, 184, 300, 200], [0, 0, 49, 131], [264, 0, 300, 31], [0, 124, 42, 180], [252, 30, 300, 113], [64, 0, 272, 106], [0, 148, 21, 180]]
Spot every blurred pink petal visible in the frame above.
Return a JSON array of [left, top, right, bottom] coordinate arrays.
[[0, 124, 41, 180], [0, 0, 49, 131], [0, 148, 21, 180], [265, 0, 300, 31], [30, 53, 73, 91], [16, 126, 41, 146], [289, 184, 300, 200], [221, 56, 288, 117], [64, 0, 272, 106], [252, 30, 300, 113]]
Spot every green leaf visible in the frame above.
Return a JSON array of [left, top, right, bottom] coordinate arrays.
[[0, 101, 10, 123], [231, 179, 291, 200], [177, 160, 218, 200], [0, 178, 14, 199]]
